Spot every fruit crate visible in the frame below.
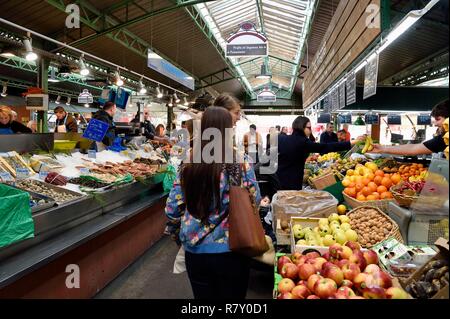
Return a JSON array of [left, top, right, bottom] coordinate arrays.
[[309, 172, 337, 190], [290, 216, 331, 255], [343, 192, 395, 213]]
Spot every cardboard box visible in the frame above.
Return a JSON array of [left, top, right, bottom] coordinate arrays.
[[401, 238, 449, 299], [290, 216, 330, 254]]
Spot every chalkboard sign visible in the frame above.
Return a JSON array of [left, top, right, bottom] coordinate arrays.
[[323, 95, 331, 113], [417, 114, 431, 125], [318, 113, 332, 124], [346, 72, 356, 105], [387, 114, 402, 125], [338, 113, 352, 124], [365, 114, 379, 125], [82, 118, 110, 142]]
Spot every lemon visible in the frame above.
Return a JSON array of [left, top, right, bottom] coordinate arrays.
[[337, 204, 347, 215]]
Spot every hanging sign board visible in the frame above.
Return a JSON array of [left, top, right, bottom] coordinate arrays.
[[318, 113, 332, 124], [323, 94, 331, 113], [338, 113, 352, 124], [302, 0, 381, 107], [338, 82, 346, 109], [417, 114, 432, 125], [363, 53, 379, 100], [147, 49, 195, 90], [82, 118, 109, 142], [365, 113, 379, 125], [25, 94, 49, 111], [78, 89, 94, 104], [346, 72, 356, 105], [257, 88, 276, 102], [225, 22, 268, 57], [331, 88, 339, 111], [387, 114, 402, 125]]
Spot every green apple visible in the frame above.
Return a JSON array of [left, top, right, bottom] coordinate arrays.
[[308, 239, 318, 246], [318, 238, 324, 246], [340, 223, 351, 232], [319, 225, 331, 237], [293, 224, 303, 239], [339, 215, 350, 224], [328, 213, 340, 223], [303, 227, 313, 234], [318, 218, 329, 227], [296, 239, 307, 245], [323, 234, 336, 246], [330, 224, 341, 233], [313, 226, 320, 234], [330, 220, 341, 227], [345, 229, 358, 242], [334, 230, 347, 245]]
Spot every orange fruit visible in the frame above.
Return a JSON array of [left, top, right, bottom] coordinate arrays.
[[366, 194, 377, 201], [346, 187, 357, 198], [385, 191, 393, 199], [357, 194, 366, 201], [391, 174, 401, 185], [367, 173, 375, 181], [381, 177, 392, 189], [385, 174, 391, 179], [374, 176, 383, 186], [380, 192, 390, 199], [367, 182, 378, 193], [377, 185, 388, 193], [348, 182, 356, 188], [355, 176, 363, 184], [375, 170, 385, 177], [372, 192, 380, 200], [342, 179, 351, 187], [355, 182, 364, 192], [361, 186, 371, 197], [362, 178, 370, 186]]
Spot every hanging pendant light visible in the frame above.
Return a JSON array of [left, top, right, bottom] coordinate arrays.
[[79, 54, 89, 76], [23, 37, 38, 61], [353, 115, 365, 126], [156, 86, 163, 99]]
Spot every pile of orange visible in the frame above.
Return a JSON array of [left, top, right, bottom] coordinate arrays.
[[398, 163, 427, 181], [343, 169, 401, 201]]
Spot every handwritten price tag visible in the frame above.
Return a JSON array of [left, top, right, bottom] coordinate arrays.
[[16, 168, 30, 180], [0, 172, 13, 182], [80, 167, 90, 175], [88, 150, 96, 159]]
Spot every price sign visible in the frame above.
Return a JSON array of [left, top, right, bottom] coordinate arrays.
[[80, 167, 90, 175], [417, 114, 431, 125], [318, 113, 332, 124], [82, 118, 109, 142], [39, 170, 49, 180], [16, 168, 30, 180], [0, 171, 13, 182], [88, 150, 96, 159], [387, 114, 402, 125], [338, 113, 352, 124], [365, 114, 380, 125]]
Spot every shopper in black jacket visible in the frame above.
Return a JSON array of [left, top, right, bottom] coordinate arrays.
[[92, 101, 117, 148], [277, 116, 363, 190]]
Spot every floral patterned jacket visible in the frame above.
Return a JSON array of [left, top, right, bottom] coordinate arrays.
[[165, 159, 261, 254]]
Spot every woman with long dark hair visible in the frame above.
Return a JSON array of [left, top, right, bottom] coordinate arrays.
[[165, 106, 261, 299], [277, 116, 363, 190]]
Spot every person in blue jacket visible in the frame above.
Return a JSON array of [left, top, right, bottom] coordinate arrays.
[[0, 106, 32, 134], [277, 116, 363, 190]]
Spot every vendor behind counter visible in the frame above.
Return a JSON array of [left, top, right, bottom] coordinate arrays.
[[92, 101, 117, 150], [0, 105, 32, 134], [54, 106, 78, 133]]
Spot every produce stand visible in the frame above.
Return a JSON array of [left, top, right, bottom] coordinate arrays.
[[0, 137, 173, 298]]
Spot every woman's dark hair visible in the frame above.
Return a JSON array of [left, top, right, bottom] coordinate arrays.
[[155, 124, 165, 136], [292, 116, 311, 137], [181, 107, 233, 222], [213, 92, 241, 111], [431, 99, 449, 119]]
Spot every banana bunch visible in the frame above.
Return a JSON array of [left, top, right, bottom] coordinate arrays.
[[318, 152, 340, 162], [443, 118, 449, 160], [361, 136, 374, 154]]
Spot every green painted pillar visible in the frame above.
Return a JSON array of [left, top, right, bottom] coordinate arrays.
[[37, 58, 49, 133]]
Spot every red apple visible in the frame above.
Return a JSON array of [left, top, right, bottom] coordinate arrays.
[[307, 274, 323, 292], [322, 265, 344, 286], [363, 250, 379, 265], [296, 280, 307, 286], [291, 252, 303, 264], [278, 278, 296, 293], [307, 295, 320, 299], [294, 255, 308, 266], [314, 278, 338, 299], [364, 264, 381, 275], [277, 292, 297, 299], [337, 259, 350, 269], [292, 284, 311, 299], [305, 251, 321, 260], [386, 287, 409, 299], [339, 246, 353, 260], [310, 257, 328, 272], [342, 263, 361, 281], [277, 256, 293, 273], [281, 263, 298, 280], [322, 252, 331, 261], [335, 286, 356, 298], [322, 261, 337, 272], [362, 286, 387, 299], [345, 241, 361, 251], [372, 271, 393, 289], [298, 263, 316, 280], [353, 273, 369, 292], [340, 279, 353, 288], [349, 250, 367, 272], [329, 243, 343, 259]]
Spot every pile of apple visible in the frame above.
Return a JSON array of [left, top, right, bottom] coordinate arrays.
[[276, 241, 410, 299]]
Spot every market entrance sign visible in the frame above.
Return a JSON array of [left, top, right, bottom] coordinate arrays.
[[78, 89, 93, 104], [226, 22, 268, 57], [303, 0, 381, 108], [147, 49, 194, 91]]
